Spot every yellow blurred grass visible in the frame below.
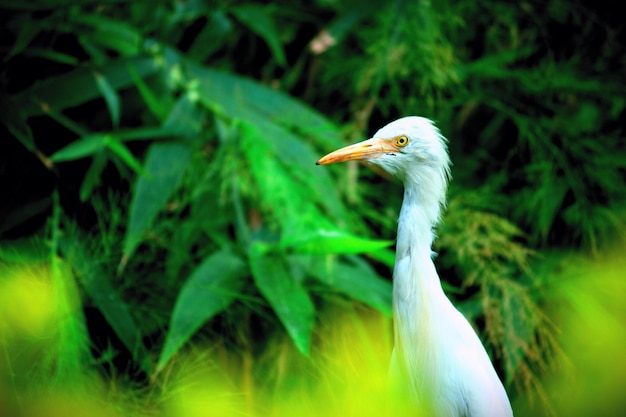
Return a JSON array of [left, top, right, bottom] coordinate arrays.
[[514, 244, 626, 416], [3, 243, 626, 417]]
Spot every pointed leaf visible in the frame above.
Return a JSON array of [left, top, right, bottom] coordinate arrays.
[[187, 11, 233, 62], [72, 13, 141, 56], [280, 229, 393, 255], [188, 63, 342, 147], [123, 141, 190, 258], [250, 243, 314, 355], [1, 96, 35, 152], [157, 250, 246, 371], [128, 63, 169, 121], [231, 5, 286, 66], [12, 56, 158, 117], [104, 135, 148, 176], [310, 257, 392, 316], [93, 71, 121, 127], [50, 134, 106, 162], [122, 97, 200, 259]]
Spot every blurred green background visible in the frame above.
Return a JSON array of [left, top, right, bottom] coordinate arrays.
[[1, 0, 625, 416]]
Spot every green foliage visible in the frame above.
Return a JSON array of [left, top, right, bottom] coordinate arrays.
[[1, 0, 624, 416], [250, 244, 316, 355], [158, 249, 247, 371]]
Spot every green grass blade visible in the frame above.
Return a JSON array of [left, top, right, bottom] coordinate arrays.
[[59, 233, 152, 374], [157, 250, 246, 372], [250, 243, 314, 355], [79, 152, 108, 202]]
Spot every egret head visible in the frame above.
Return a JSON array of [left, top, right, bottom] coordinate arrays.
[[317, 116, 451, 197]]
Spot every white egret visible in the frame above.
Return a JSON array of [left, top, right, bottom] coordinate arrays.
[[317, 117, 513, 417]]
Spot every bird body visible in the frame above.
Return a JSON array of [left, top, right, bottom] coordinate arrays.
[[317, 117, 513, 417]]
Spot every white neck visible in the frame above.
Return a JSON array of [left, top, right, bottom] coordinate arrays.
[[392, 177, 450, 404]]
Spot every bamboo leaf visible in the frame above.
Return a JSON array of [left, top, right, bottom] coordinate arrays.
[[12, 56, 158, 117], [250, 243, 314, 355], [50, 134, 106, 162], [157, 250, 246, 372], [5, 14, 41, 61], [122, 141, 190, 258], [188, 62, 342, 148], [104, 136, 147, 176], [187, 62, 347, 227], [93, 71, 121, 127], [1, 96, 36, 152], [122, 96, 200, 259], [280, 229, 393, 255], [310, 257, 392, 316], [128, 63, 169, 121], [231, 4, 286, 66], [72, 13, 141, 56], [187, 11, 232, 62]]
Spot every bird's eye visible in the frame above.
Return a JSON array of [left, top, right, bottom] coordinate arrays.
[[396, 135, 409, 147]]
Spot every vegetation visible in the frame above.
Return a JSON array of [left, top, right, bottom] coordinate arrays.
[[1, 0, 624, 416]]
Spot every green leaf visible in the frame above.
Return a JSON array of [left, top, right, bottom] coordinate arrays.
[[187, 11, 232, 62], [237, 122, 333, 237], [123, 141, 190, 259], [72, 13, 141, 56], [128, 63, 169, 121], [280, 229, 393, 255], [93, 71, 121, 127], [12, 56, 158, 117], [188, 63, 341, 147], [5, 14, 42, 61], [21, 48, 80, 65], [157, 250, 246, 372], [0, 96, 35, 152], [0, 0, 126, 11], [310, 257, 392, 317], [104, 136, 147, 176], [50, 134, 106, 162], [231, 4, 286, 66], [250, 243, 314, 355], [188, 63, 347, 227], [122, 97, 200, 260]]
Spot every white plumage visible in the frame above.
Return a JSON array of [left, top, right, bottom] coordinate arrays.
[[317, 117, 513, 417]]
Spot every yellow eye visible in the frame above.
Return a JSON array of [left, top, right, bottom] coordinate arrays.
[[396, 135, 409, 147]]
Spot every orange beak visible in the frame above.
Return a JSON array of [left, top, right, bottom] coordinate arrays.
[[316, 137, 399, 165]]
